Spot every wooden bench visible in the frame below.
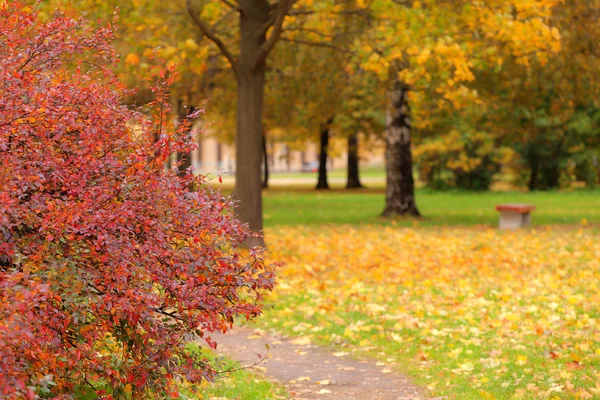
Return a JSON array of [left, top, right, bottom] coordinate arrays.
[[495, 203, 535, 229]]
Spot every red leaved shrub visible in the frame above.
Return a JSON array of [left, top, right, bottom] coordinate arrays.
[[0, 2, 275, 398]]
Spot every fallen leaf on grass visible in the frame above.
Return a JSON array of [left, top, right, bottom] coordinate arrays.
[[332, 352, 349, 357], [290, 337, 312, 346], [264, 226, 600, 398]]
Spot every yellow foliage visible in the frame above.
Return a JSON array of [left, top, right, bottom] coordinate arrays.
[[124, 53, 140, 66], [264, 225, 600, 397]]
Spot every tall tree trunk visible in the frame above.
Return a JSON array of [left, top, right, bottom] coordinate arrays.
[[526, 143, 539, 191], [262, 133, 269, 188], [316, 121, 331, 190], [234, 3, 270, 247], [268, 140, 274, 170], [177, 103, 196, 177], [382, 80, 420, 217], [543, 136, 565, 189], [346, 133, 363, 189]]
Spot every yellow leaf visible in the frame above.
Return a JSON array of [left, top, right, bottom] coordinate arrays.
[[479, 390, 496, 400], [124, 53, 140, 66]]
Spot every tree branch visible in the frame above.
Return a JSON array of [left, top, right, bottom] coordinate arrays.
[[219, 0, 238, 9], [280, 37, 352, 53], [253, 0, 296, 71], [186, 0, 240, 79], [283, 26, 336, 38], [211, 9, 236, 31], [391, 0, 412, 6], [288, 8, 368, 16], [287, 9, 314, 16], [215, 345, 271, 375]]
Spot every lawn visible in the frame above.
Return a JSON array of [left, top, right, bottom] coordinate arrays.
[[203, 186, 600, 398], [230, 187, 600, 399], [262, 188, 600, 227], [259, 225, 600, 399]]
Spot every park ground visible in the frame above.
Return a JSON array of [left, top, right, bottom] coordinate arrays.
[[200, 173, 600, 400]]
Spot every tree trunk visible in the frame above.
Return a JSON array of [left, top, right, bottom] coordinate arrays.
[[382, 80, 420, 217], [268, 140, 274, 170], [177, 104, 196, 178], [262, 133, 269, 188], [528, 158, 539, 191], [316, 122, 331, 190], [527, 145, 561, 190], [234, 3, 270, 247], [346, 133, 363, 189]]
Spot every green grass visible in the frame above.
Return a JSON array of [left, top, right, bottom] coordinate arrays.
[[194, 366, 285, 400], [183, 345, 286, 400], [261, 188, 600, 227]]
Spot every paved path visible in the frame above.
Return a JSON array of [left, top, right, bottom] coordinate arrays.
[[209, 327, 428, 400]]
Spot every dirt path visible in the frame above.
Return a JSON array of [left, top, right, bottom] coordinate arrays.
[[210, 327, 427, 400]]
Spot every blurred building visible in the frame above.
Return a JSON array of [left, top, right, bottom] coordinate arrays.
[[187, 136, 384, 175]]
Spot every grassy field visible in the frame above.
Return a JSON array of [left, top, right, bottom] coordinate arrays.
[[259, 225, 600, 399], [236, 186, 600, 399], [202, 185, 600, 399], [261, 188, 600, 228]]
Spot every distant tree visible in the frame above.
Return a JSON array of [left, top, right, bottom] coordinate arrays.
[[357, 0, 562, 215], [478, 0, 600, 190]]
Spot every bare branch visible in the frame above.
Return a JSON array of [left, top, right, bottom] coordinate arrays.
[[280, 37, 352, 53], [391, 0, 412, 6], [287, 9, 314, 16], [253, 0, 296, 71], [288, 8, 368, 16], [215, 346, 271, 375], [283, 26, 336, 38], [211, 9, 236, 31], [283, 26, 362, 41], [219, 0, 238, 9], [186, 0, 239, 78]]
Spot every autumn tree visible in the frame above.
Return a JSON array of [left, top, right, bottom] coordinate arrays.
[[331, 70, 387, 189], [0, 3, 274, 398], [260, 1, 374, 190], [356, 0, 562, 216], [179, 0, 297, 246], [38, 0, 224, 176], [479, 0, 600, 190], [406, 1, 599, 192], [267, 43, 347, 190]]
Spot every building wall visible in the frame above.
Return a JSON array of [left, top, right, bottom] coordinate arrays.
[[192, 135, 385, 175], [192, 135, 235, 174]]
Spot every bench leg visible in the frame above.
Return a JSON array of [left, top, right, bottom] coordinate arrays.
[[522, 212, 531, 227], [499, 211, 529, 229]]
